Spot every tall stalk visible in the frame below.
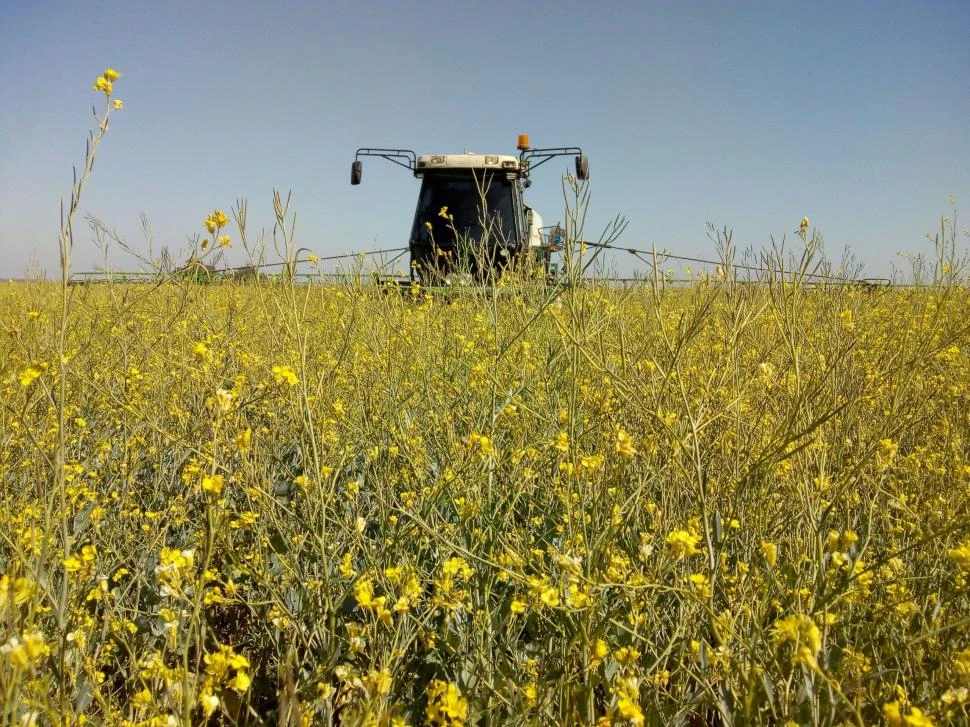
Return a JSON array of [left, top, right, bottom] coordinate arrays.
[[52, 69, 121, 714]]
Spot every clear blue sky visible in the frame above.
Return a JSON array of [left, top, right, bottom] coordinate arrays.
[[1, 0, 968, 279]]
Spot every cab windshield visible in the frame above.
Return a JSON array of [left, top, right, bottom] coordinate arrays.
[[411, 171, 518, 248]]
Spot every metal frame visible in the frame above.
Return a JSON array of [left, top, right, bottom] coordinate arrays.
[[352, 146, 584, 177], [354, 148, 417, 172], [519, 146, 584, 176]]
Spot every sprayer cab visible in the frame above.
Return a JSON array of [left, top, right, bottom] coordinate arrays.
[[350, 136, 588, 284]]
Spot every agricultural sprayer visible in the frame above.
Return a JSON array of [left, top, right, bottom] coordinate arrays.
[[351, 135, 588, 285]]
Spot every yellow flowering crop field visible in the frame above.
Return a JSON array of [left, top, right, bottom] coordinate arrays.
[[2, 69, 970, 726], [3, 272, 970, 726]]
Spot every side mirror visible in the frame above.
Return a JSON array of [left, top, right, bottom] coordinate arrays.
[[575, 155, 589, 181], [351, 160, 362, 185]]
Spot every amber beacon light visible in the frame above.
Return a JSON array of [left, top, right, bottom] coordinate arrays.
[[517, 134, 530, 150]]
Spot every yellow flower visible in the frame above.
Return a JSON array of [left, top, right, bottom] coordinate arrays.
[[0, 576, 36, 608], [772, 613, 821, 654], [133, 688, 153, 708], [594, 639, 608, 660], [614, 677, 644, 726], [2, 638, 29, 669], [615, 427, 637, 458], [307, 253, 320, 263], [22, 631, 48, 662], [567, 588, 591, 609], [442, 557, 474, 580], [425, 680, 468, 726], [761, 541, 778, 567], [113, 99, 124, 110], [580, 452, 605, 472], [63, 556, 84, 572], [588, 638, 608, 669], [339, 553, 355, 579], [200, 692, 220, 717], [552, 431, 569, 454], [229, 671, 251, 692], [92, 77, 112, 94], [617, 694, 644, 726], [948, 542, 970, 571], [156, 547, 196, 595], [271, 365, 299, 386], [687, 572, 710, 597], [201, 474, 224, 496], [393, 595, 411, 613], [365, 668, 393, 696], [467, 432, 494, 459], [665, 529, 700, 558], [955, 648, 970, 679], [882, 702, 936, 727], [103, 68, 121, 82], [235, 428, 252, 454], [18, 364, 45, 387], [615, 645, 640, 665], [1, 630, 49, 670], [218, 235, 231, 248], [212, 387, 234, 415], [879, 438, 899, 459], [794, 645, 819, 670], [883, 701, 904, 726], [942, 687, 969, 705], [902, 707, 935, 727], [539, 587, 560, 608], [355, 577, 376, 608], [799, 216, 810, 238]]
